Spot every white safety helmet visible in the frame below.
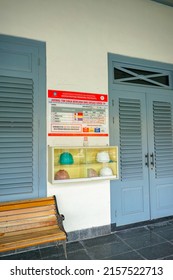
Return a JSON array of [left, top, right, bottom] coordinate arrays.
[[99, 167, 113, 176], [96, 151, 110, 163]]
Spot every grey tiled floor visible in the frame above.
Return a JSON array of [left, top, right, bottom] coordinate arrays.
[[1, 220, 173, 260]]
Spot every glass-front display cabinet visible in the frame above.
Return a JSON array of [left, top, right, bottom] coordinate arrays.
[[48, 146, 118, 183]]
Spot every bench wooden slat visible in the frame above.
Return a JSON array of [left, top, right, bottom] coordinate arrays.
[[0, 196, 67, 258], [0, 215, 57, 228], [0, 219, 58, 234], [0, 227, 66, 244], [0, 209, 56, 223], [0, 205, 56, 217], [0, 229, 66, 252], [0, 199, 55, 212], [0, 196, 54, 207], [1, 225, 59, 237]]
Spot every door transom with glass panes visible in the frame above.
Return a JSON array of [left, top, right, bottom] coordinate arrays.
[[109, 54, 173, 226]]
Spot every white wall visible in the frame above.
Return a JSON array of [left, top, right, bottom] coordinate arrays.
[[1, 0, 173, 233]]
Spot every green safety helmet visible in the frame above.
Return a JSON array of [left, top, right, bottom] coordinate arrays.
[[59, 152, 74, 165]]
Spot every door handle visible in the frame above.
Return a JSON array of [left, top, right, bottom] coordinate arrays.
[[145, 153, 149, 167], [150, 153, 154, 168]]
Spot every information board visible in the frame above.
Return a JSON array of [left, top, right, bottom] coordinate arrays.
[[48, 90, 108, 137]]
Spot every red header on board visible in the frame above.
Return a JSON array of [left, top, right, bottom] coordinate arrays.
[[48, 90, 108, 102], [48, 133, 108, 137]]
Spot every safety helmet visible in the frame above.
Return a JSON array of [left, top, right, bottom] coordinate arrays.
[[96, 151, 110, 163], [59, 152, 74, 165], [99, 166, 113, 176], [54, 169, 70, 180]]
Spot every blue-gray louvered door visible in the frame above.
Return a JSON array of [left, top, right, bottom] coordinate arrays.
[[147, 93, 173, 219], [110, 90, 173, 226], [0, 35, 46, 202]]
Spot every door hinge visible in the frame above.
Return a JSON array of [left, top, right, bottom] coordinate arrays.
[[112, 99, 114, 106], [38, 58, 41, 66]]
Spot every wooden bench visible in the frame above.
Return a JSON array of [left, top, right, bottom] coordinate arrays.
[[0, 195, 67, 258]]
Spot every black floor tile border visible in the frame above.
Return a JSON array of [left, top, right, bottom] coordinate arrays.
[[111, 215, 173, 232]]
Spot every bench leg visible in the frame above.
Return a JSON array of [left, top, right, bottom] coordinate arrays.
[[62, 240, 67, 259]]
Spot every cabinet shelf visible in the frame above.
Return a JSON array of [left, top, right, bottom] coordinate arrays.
[[48, 146, 118, 184]]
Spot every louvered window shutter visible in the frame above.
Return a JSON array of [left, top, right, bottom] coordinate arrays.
[[153, 101, 173, 178], [0, 76, 33, 196], [119, 98, 143, 181]]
